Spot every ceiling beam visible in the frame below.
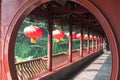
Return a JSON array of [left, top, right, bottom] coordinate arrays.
[[52, 6, 89, 14], [29, 7, 48, 17]]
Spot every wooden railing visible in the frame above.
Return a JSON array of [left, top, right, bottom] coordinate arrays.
[[15, 46, 101, 80], [15, 58, 47, 80], [52, 53, 68, 69]]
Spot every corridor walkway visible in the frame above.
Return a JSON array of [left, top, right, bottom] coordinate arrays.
[[71, 51, 111, 80]]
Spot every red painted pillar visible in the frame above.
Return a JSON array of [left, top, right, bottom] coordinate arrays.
[[47, 5, 52, 71], [80, 27, 83, 57], [92, 31, 94, 52], [100, 36, 102, 49], [87, 29, 90, 54], [102, 37, 104, 49], [68, 17, 72, 62], [97, 36, 99, 49], [96, 35, 98, 50], [99, 36, 101, 49], [99, 36, 100, 49], [101, 37, 103, 49], [98, 35, 100, 49]]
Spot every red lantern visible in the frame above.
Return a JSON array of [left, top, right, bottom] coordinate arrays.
[[52, 29, 64, 42], [94, 36, 97, 40], [89, 35, 93, 40], [97, 36, 100, 40], [83, 34, 88, 40], [66, 32, 77, 39], [76, 33, 81, 40], [24, 25, 42, 43]]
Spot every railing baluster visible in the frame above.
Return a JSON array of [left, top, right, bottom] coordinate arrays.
[[16, 64, 23, 80], [37, 59, 42, 73], [34, 60, 40, 74], [20, 64, 26, 79], [31, 61, 37, 75], [15, 58, 48, 80], [24, 63, 31, 78], [26, 62, 34, 77]]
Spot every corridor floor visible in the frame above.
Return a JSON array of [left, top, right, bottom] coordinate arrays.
[[71, 51, 111, 80]]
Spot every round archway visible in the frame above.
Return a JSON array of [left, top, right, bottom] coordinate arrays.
[[4, 0, 118, 79]]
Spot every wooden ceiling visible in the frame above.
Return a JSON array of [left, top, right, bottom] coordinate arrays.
[[27, 0, 105, 35]]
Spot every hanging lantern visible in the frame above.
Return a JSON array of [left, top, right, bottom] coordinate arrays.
[[52, 29, 64, 42], [24, 25, 42, 44], [66, 32, 77, 39], [76, 33, 81, 40], [83, 34, 88, 40], [94, 36, 97, 40], [97, 36, 100, 40], [89, 35, 93, 40]]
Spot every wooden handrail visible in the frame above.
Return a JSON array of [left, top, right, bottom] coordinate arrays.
[[16, 58, 47, 80], [15, 46, 101, 80]]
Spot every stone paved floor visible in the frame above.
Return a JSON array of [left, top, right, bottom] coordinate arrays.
[[71, 51, 111, 80]]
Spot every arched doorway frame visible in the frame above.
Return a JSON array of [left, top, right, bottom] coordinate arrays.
[[3, 0, 118, 79]]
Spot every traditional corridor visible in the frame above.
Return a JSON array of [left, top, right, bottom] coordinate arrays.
[[71, 51, 111, 80]]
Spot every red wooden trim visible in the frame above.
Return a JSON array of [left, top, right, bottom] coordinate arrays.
[[97, 35, 99, 50], [52, 6, 89, 14], [80, 27, 83, 57], [87, 29, 90, 54], [99, 36, 101, 49], [96, 35, 98, 50], [101, 37, 103, 48], [47, 4, 52, 71], [100, 36, 102, 49], [101, 37, 103, 49], [68, 17, 73, 63], [97, 35, 99, 49], [92, 31, 94, 52]]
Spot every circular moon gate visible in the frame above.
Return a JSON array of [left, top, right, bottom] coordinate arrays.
[[3, 0, 118, 80]]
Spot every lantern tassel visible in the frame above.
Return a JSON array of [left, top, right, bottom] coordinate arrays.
[[56, 38, 60, 43], [31, 38, 36, 44]]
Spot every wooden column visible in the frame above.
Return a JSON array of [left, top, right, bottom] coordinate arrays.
[[100, 36, 102, 49], [80, 27, 83, 57], [98, 35, 100, 50], [98, 35, 100, 49], [99, 36, 101, 49], [97, 35, 99, 49], [96, 35, 98, 50], [47, 5, 52, 71], [87, 29, 90, 54], [101, 37, 103, 49], [68, 17, 72, 62], [92, 31, 94, 52]]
